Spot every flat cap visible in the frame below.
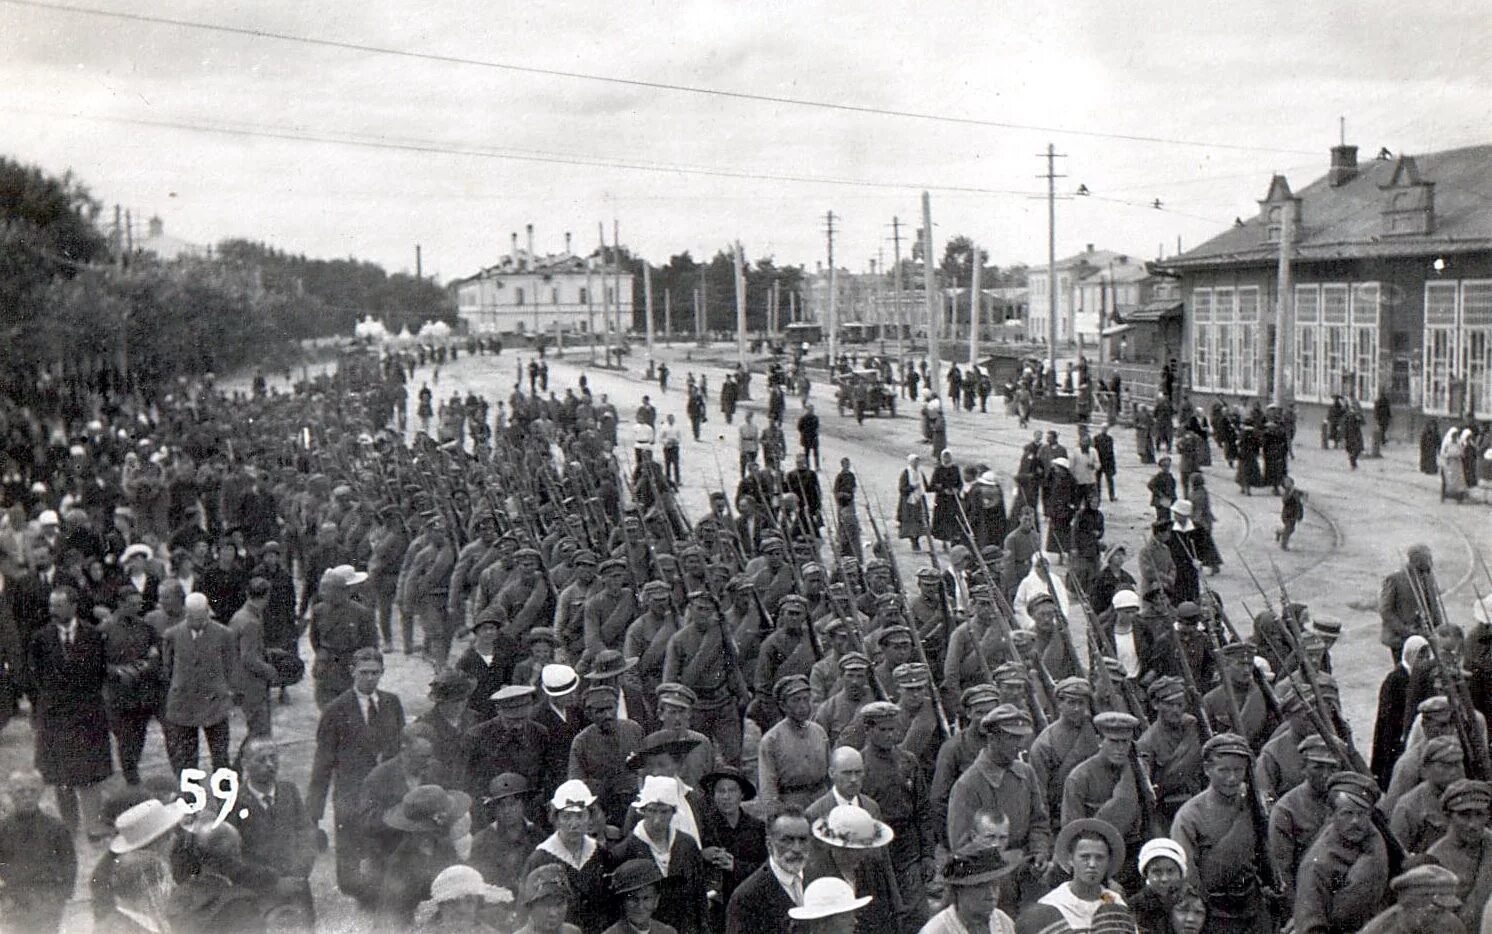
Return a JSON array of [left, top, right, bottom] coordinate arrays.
[[774, 674, 811, 702], [1202, 732, 1252, 760], [490, 684, 536, 706], [654, 682, 698, 709], [1297, 734, 1339, 764], [1389, 864, 1461, 907], [860, 701, 902, 725], [892, 663, 931, 689], [1328, 771, 1381, 810], [1054, 676, 1094, 700], [915, 567, 941, 581], [993, 662, 1029, 686], [877, 624, 912, 644], [523, 627, 559, 647], [1147, 676, 1186, 702], [598, 557, 629, 573], [777, 594, 808, 610], [980, 704, 1034, 737], [1093, 711, 1141, 738], [1423, 734, 1466, 765], [1217, 641, 1257, 661], [1111, 590, 1141, 610], [838, 652, 871, 672], [1442, 778, 1492, 813], [1419, 695, 1454, 718], [1174, 601, 1202, 620]]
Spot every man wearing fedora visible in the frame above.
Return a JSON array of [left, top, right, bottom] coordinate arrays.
[[921, 846, 1019, 934], [587, 649, 653, 730], [804, 803, 900, 934], [418, 668, 478, 776], [229, 576, 276, 738], [308, 565, 378, 709]]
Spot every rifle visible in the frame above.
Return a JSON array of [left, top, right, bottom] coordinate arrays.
[[1049, 536, 1153, 728], [1030, 553, 1087, 679], [1400, 562, 1491, 780], [865, 493, 951, 737]]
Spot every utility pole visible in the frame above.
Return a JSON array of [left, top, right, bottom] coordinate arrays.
[[692, 287, 701, 344], [612, 219, 623, 347], [771, 278, 781, 335], [643, 262, 654, 360], [733, 241, 747, 366], [824, 210, 838, 368], [586, 259, 596, 364], [664, 289, 672, 346], [921, 192, 941, 393], [1040, 144, 1066, 391], [890, 216, 905, 358], [1272, 198, 1296, 404], [969, 244, 981, 367], [699, 265, 708, 344], [1099, 260, 1113, 369], [415, 244, 423, 280]]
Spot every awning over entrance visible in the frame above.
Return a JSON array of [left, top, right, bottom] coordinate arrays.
[[1120, 300, 1183, 324]]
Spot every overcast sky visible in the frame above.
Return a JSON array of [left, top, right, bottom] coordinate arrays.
[[5, 0, 1490, 282]]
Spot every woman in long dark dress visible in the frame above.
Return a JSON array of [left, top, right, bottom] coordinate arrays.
[[896, 454, 930, 551], [1234, 424, 1260, 494], [966, 470, 1008, 552], [929, 450, 965, 548], [1419, 418, 1442, 474], [1185, 474, 1222, 574], [1261, 414, 1290, 494]]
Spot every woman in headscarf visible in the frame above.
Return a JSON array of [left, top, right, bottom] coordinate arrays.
[[1461, 427, 1478, 488], [966, 469, 1008, 552], [897, 454, 931, 552], [1370, 634, 1431, 790], [929, 450, 965, 549], [1440, 427, 1467, 501], [1419, 417, 1442, 475]]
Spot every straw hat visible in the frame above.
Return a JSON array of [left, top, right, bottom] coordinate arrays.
[[429, 865, 512, 904], [110, 799, 189, 855], [787, 877, 872, 921], [811, 803, 894, 850]]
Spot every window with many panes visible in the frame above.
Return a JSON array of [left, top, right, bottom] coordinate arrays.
[[1192, 289, 1214, 390], [1236, 287, 1259, 394], [1294, 282, 1382, 403]]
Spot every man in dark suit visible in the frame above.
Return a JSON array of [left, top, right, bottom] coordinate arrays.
[[99, 589, 166, 785], [11, 543, 59, 702], [306, 646, 404, 905], [531, 663, 582, 789], [228, 577, 275, 738], [160, 592, 238, 774], [228, 736, 315, 916], [726, 807, 811, 934], [1380, 545, 1441, 662], [28, 585, 112, 835]]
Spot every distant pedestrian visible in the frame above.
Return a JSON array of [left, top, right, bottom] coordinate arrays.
[[798, 404, 821, 471], [1277, 477, 1306, 550], [898, 455, 931, 552]]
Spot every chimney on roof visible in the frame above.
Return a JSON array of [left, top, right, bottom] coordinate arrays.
[[526, 224, 535, 263], [565, 232, 572, 255], [1329, 144, 1359, 187], [510, 232, 518, 260]]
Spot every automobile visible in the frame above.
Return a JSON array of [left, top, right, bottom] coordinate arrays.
[[835, 369, 897, 419]]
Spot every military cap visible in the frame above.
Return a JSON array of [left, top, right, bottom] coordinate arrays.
[[1111, 589, 1141, 610], [968, 583, 995, 602], [865, 558, 891, 573], [892, 663, 932, 689], [1201, 732, 1252, 761], [1217, 641, 1257, 661], [993, 662, 1029, 686], [655, 682, 698, 709], [1026, 592, 1057, 610], [827, 581, 850, 595], [876, 592, 903, 609], [860, 701, 902, 725], [1277, 682, 1314, 713], [598, 557, 628, 573], [759, 536, 786, 553], [1419, 695, 1454, 720], [582, 683, 620, 702], [1093, 711, 1141, 738], [687, 589, 719, 608], [1297, 734, 1338, 764], [642, 579, 671, 596], [777, 594, 808, 611], [1101, 657, 1128, 679], [835, 555, 859, 569], [513, 547, 542, 562], [1055, 676, 1094, 700], [522, 863, 572, 905], [496, 531, 518, 545], [1441, 778, 1492, 813], [1009, 630, 1036, 649], [838, 652, 871, 672], [774, 674, 811, 702], [1389, 864, 1461, 907], [960, 684, 1001, 710], [473, 513, 498, 529], [915, 567, 941, 581], [877, 624, 913, 645], [801, 562, 826, 578], [571, 550, 599, 567], [816, 616, 849, 637], [979, 545, 1004, 565], [524, 627, 559, 647], [1327, 771, 1380, 809], [980, 704, 1035, 737], [1312, 617, 1343, 638], [675, 543, 705, 557], [1147, 676, 1186, 702], [1174, 601, 1202, 620], [1423, 734, 1466, 765], [727, 575, 755, 592]]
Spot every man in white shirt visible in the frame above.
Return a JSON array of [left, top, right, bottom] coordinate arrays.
[[659, 415, 684, 488]]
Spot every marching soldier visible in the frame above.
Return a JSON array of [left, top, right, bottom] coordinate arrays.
[[1172, 732, 1270, 934], [1136, 676, 1205, 825], [662, 589, 748, 762], [1426, 778, 1492, 932], [1060, 711, 1150, 891], [1293, 771, 1392, 934], [1029, 677, 1100, 820], [1267, 734, 1338, 911], [858, 700, 934, 930]]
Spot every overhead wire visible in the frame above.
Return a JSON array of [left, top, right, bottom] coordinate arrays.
[[2, 0, 1320, 157]]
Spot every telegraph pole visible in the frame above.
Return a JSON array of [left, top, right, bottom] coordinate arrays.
[[1040, 144, 1066, 390], [692, 287, 702, 344], [699, 266, 708, 344], [890, 216, 905, 358], [921, 192, 941, 393], [612, 219, 622, 346], [586, 258, 597, 364], [599, 223, 611, 366], [733, 241, 747, 366], [664, 289, 672, 346], [415, 244, 423, 280], [1273, 198, 1296, 404], [824, 210, 838, 368], [643, 262, 654, 360]]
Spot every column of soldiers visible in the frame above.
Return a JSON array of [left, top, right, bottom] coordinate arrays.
[[0, 350, 1488, 934]]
